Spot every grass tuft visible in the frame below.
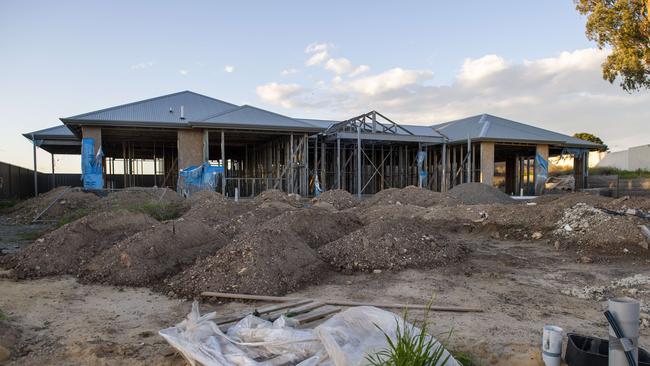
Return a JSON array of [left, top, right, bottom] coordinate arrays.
[[57, 208, 90, 227], [133, 201, 183, 222], [365, 301, 452, 366]]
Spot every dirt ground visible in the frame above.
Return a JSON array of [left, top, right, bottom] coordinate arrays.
[[2, 187, 650, 365], [1, 235, 649, 365]]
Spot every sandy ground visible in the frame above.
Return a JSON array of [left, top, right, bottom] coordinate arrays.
[[2, 232, 649, 365]]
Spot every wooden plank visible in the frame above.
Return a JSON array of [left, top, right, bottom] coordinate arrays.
[[213, 299, 312, 325], [265, 301, 326, 322], [292, 305, 341, 325], [201, 292, 482, 313]]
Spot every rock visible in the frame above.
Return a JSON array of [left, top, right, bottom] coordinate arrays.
[[531, 232, 543, 240], [563, 224, 573, 232], [578, 256, 593, 264], [373, 269, 382, 274], [554, 241, 561, 250]]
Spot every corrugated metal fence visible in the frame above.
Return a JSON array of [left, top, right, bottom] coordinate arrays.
[[587, 175, 650, 197]]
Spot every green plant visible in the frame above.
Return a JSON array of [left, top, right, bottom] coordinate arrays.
[[365, 305, 452, 366], [135, 201, 183, 221], [18, 229, 46, 241], [0, 309, 9, 321], [0, 199, 19, 210], [57, 208, 90, 227]]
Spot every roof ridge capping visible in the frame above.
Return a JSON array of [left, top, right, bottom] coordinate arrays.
[[195, 103, 315, 128]]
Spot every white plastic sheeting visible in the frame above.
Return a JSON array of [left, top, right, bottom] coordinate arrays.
[[159, 301, 459, 366]]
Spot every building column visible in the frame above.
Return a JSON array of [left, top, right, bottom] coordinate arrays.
[[535, 144, 549, 195], [505, 155, 517, 195], [480, 142, 495, 186], [574, 151, 587, 191], [81, 126, 103, 189], [51, 153, 56, 190], [177, 129, 204, 170]]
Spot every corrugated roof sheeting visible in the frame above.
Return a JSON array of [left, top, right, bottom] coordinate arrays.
[[63, 91, 238, 125], [431, 113, 602, 148], [23, 125, 75, 139], [196, 105, 317, 130]]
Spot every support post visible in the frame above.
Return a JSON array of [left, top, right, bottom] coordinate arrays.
[[336, 137, 341, 189], [441, 142, 447, 192], [51, 153, 55, 189], [32, 134, 38, 196], [303, 133, 308, 196], [320, 138, 326, 191], [221, 130, 226, 194], [203, 130, 209, 162], [356, 126, 362, 198], [480, 142, 495, 186]]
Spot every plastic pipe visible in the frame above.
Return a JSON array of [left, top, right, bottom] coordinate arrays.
[[608, 297, 640, 366], [542, 325, 563, 366]]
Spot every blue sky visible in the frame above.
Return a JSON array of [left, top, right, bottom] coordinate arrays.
[[1, 0, 648, 172]]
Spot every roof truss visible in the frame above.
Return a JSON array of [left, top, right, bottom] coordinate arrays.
[[323, 111, 414, 136]]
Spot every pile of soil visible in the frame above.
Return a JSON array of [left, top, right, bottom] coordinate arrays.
[[183, 191, 254, 226], [535, 192, 612, 208], [312, 190, 358, 210], [253, 189, 303, 208], [92, 187, 184, 211], [262, 207, 363, 248], [82, 217, 228, 287], [448, 183, 515, 205], [167, 225, 327, 297], [4, 210, 157, 278], [2, 187, 100, 224], [218, 201, 298, 238], [356, 203, 427, 225], [362, 186, 452, 207], [318, 217, 468, 272], [553, 203, 648, 254]]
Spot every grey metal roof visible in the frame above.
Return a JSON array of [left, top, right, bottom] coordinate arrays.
[[62, 90, 238, 127], [297, 118, 338, 129], [195, 105, 319, 131], [23, 125, 76, 140], [430, 113, 603, 149]]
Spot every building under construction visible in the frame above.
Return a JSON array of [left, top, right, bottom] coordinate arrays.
[[25, 90, 602, 197]]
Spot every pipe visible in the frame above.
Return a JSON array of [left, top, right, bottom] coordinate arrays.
[[607, 297, 639, 366]]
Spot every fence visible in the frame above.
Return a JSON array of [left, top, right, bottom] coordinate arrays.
[[587, 175, 650, 197]]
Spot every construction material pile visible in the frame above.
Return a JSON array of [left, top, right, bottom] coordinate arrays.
[[82, 217, 228, 287], [3, 210, 157, 278], [1, 187, 101, 224], [167, 225, 327, 297], [362, 186, 453, 207], [311, 189, 358, 210], [319, 217, 468, 272], [448, 182, 515, 205]]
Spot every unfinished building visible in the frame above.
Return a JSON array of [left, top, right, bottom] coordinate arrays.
[[25, 90, 602, 197]]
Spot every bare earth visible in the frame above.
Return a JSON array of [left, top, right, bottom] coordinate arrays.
[[2, 235, 649, 366]]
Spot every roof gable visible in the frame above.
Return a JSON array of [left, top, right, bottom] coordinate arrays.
[[62, 91, 238, 126]]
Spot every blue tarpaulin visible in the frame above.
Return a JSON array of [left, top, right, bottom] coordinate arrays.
[[81, 138, 103, 190], [178, 162, 224, 197]]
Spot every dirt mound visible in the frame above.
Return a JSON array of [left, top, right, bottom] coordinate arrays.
[[312, 190, 358, 210], [254, 189, 303, 208], [218, 201, 298, 238], [168, 226, 327, 297], [5, 210, 157, 278], [355, 203, 427, 225], [363, 186, 453, 207], [534, 192, 612, 208], [95, 187, 184, 211], [448, 183, 515, 205], [318, 217, 468, 272], [3, 187, 101, 224], [262, 207, 363, 249], [553, 203, 648, 255], [82, 217, 228, 287], [183, 192, 254, 226]]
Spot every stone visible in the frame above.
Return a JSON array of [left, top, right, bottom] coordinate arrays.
[[531, 232, 543, 240]]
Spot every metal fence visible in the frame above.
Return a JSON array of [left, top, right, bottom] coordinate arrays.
[[587, 175, 650, 197]]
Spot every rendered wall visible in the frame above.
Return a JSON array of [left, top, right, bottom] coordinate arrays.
[[177, 129, 204, 170]]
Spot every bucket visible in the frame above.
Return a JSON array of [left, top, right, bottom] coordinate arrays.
[[542, 325, 564, 366], [609, 297, 640, 366]]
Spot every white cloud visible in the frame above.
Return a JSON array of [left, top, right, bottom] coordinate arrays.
[[256, 82, 303, 108], [179, 69, 189, 76], [305, 42, 331, 66], [348, 68, 434, 95], [325, 58, 353, 75], [255, 47, 650, 149], [281, 68, 299, 76], [349, 65, 370, 77], [458, 54, 508, 83], [131, 61, 154, 70], [224, 65, 235, 73]]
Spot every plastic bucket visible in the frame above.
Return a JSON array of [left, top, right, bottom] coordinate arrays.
[[542, 325, 564, 366]]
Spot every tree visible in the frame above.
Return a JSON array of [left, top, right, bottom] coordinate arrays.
[[573, 132, 608, 150], [575, 0, 650, 91]]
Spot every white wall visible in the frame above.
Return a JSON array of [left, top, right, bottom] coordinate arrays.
[[596, 145, 650, 170], [597, 150, 629, 170]]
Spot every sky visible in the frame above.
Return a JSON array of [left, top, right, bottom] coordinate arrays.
[[1, 0, 648, 173]]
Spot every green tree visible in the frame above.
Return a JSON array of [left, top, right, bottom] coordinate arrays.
[[575, 0, 650, 91], [573, 132, 608, 150]]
